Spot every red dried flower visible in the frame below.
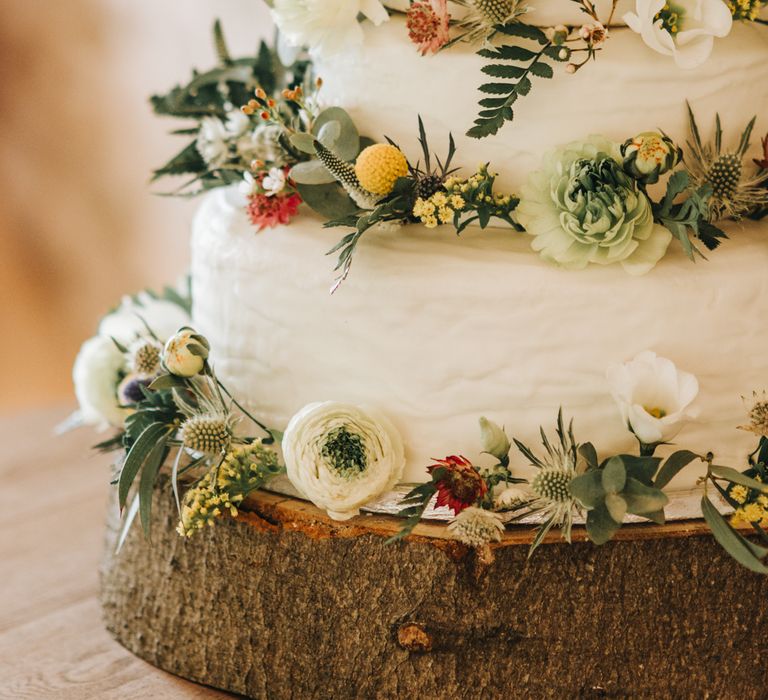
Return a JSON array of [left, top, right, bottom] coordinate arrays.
[[406, 0, 451, 56], [428, 455, 487, 514], [246, 191, 301, 231], [754, 133, 768, 171]]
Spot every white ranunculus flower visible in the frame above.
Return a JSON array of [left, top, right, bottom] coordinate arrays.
[[98, 292, 191, 347], [272, 0, 389, 58], [73, 335, 128, 429], [623, 0, 733, 69], [606, 351, 699, 445], [196, 116, 230, 168], [282, 401, 406, 520]]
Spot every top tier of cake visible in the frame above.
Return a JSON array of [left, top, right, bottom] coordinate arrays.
[[316, 18, 768, 192]]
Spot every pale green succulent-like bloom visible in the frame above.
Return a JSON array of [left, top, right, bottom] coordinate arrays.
[[516, 137, 673, 275]]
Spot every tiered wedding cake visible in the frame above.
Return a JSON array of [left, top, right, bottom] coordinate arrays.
[[75, 0, 768, 561]]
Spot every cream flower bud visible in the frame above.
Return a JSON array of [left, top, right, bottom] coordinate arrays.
[[479, 416, 511, 464], [162, 328, 210, 377], [621, 131, 682, 185], [494, 486, 531, 510]]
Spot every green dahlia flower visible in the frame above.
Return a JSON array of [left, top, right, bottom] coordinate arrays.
[[516, 137, 672, 274]]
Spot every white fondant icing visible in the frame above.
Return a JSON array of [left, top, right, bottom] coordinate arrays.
[[315, 20, 768, 192], [191, 186, 768, 489]]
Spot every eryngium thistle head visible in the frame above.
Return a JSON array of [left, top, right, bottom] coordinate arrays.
[[129, 338, 162, 376], [473, 0, 518, 24], [447, 506, 505, 547], [739, 391, 768, 437], [414, 174, 444, 200], [182, 414, 231, 455], [707, 153, 742, 201], [531, 467, 572, 503]]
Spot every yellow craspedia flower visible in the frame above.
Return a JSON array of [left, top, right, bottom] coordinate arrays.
[[354, 144, 408, 195]]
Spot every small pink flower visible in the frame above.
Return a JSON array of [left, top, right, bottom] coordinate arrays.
[[246, 190, 301, 231], [406, 0, 450, 56]]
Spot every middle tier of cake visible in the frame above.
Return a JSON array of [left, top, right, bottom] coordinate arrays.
[[191, 186, 768, 488]]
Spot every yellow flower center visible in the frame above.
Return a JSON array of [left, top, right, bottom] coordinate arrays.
[[644, 406, 667, 419]]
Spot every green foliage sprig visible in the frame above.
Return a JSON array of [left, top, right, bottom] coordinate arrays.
[[468, 23, 569, 139]]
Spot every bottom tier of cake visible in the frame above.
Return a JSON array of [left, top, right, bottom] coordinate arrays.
[[191, 187, 768, 488], [101, 478, 768, 700]]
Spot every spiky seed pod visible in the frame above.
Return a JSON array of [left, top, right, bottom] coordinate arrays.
[[314, 141, 381, 210], [531, 468, 572, 503], [707, 153, 742, 201], [447, 506, 505, 547], [414, 174, 444, 200], [472, 0, 516, 23], [182, 414, 231, 455], [129, 339, 162, 376]]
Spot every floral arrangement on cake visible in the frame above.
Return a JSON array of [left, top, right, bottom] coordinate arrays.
[[68, 291, 768, 574], [151, 22, 767, 290], [268, 0, 767, 138]]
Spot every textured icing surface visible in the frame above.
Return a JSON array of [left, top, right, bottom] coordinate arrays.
[[315, 20, 768, 192], [192, 187, 768, 489]]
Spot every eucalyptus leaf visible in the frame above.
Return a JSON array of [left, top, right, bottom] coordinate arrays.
[[289, 132, 317, 155], [569, 470, 604, 509], [605, 493, 628, 523], [296, 182, 358, 219], [312, 107, 360, 160], [317, 120, 341, 149], [138, 436, 170, 538], [118, 422, 169, 510], [115, 494, 141, 554], [623, 477, 669, 515], [291, 160, 337, 185], [578, 442, 598, 470], [586, 504, 621, 545], [602, 456, 627, 494]]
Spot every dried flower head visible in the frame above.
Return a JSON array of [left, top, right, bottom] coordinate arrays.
[[128, 338, 162, 376], [406, 0, 451, 55], [447, 506, 505, 547], [182, 414, 232, 455], [454, 0, 528, 44], [739, 391, 768, 437], [428, 455, 488, 514], [685, 104, 768, 221]]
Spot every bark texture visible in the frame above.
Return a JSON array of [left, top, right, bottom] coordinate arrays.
[[101, 477, 768, 700]]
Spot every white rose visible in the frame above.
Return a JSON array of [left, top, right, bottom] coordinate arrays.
[[162, 328, 209, 377], [195, 116, 230, 168], [282, 401, 405, 520], [623, 0, 733, 69], [73, 335, 128, 429], [99, 292, 191, 347], [606, 351, 699, 445], [272, 0, 389, 58]]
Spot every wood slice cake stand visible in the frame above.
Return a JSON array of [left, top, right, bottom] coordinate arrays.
[[100, 476, 767, 699]]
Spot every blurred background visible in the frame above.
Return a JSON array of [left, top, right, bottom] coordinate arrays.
[[0, 0, 272, 414]]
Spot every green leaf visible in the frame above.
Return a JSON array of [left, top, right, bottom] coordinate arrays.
[[138, 436, 169, 538], [529, 62, 554, 79], [586, 504, 621, 545], [701, 496, 768, 573], [290, 160, 337, 185], [296, 182, 358, 219], [578, 442, 598, 470], [481, 64, 526, 79], [654, 450, 702, 489], [289, 132, 317, 155], [709, 465, 768, 493], [115, 494, 140, 554], [117, 422, 169, 510], [569, 470, 604, 509], [602, 456, 626, 494], [605, 493, 628, 523], [148, 374, 186, 391], [312, 107, 360, 161], [621, 455, 662, 485], [496, 22, 548, 44], [317, 120, 341, 149], [622, 478, 669, 515]]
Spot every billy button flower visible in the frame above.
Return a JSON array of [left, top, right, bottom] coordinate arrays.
[[354, 144, 409, 196], [621, 131, 682, 185], [428, 455, 487, 514]]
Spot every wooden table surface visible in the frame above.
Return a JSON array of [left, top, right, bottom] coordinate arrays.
[[0, 406, 235, 700]]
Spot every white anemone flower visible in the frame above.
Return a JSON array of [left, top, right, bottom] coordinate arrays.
[[282, 401, 406, 520], [623, 0, 733, 69], [606, 351, 699, 445], [271, 0, 389, 58], [98, 292, 191, 347], [73, 335, 129, 429]]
